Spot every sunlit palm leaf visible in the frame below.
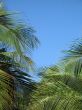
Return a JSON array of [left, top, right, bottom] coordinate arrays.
[[28, 66, 82, 110], [0, 7, 39, 69]]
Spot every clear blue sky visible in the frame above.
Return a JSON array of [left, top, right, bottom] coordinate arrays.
[[5, 0, 82, 67]]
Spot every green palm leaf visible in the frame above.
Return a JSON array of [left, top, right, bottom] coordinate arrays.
[[28, 66, 82, 110], [63, 39, 82, 76], [0, 7, 39, 69]]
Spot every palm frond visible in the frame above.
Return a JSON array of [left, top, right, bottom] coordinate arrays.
[[63, 39, 82, 76], [0, 7, 39, 70], [0, 69, 14, 110], [28, 66, 82, 110]]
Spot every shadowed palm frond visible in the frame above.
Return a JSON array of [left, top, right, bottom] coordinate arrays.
[[0, 69, 14, 110], [0, 48, 36, 110]]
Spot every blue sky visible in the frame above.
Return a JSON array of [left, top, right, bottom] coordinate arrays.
[[5, 0, 82, 67]]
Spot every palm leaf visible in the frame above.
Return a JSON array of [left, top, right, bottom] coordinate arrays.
[[0, 7, 39, 70], [63, 38, 82, 76], [28, 66, 82, 110]]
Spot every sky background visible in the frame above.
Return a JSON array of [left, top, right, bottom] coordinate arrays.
[[5, 0, 82, 68]]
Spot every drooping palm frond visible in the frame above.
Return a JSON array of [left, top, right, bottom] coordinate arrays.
[[0, 51, 34, 70], [0, 6, 39, 69]]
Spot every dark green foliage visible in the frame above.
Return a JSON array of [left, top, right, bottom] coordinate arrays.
[[0, 48, 36, 110]]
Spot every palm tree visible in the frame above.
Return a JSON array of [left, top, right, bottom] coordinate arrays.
[[28, 66, 82, 110], [0, 2, 39, 110]]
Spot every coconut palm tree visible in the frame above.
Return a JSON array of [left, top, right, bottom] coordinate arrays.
[[29, 38, 82, 110], [0, 2, 39, 110], [28, 66, 82, 110]]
